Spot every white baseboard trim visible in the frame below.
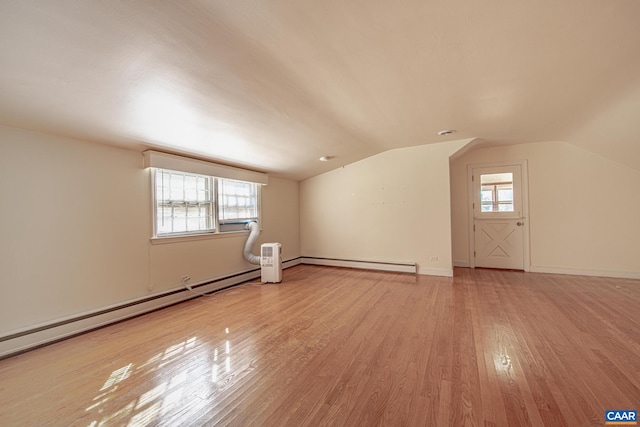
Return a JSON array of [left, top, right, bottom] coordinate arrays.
[[453, 260, 470, 268], [0, 258, 302, 359], [301, 257, 417, 274], [529, 265, 640, 280]]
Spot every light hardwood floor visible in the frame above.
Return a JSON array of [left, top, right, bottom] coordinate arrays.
[[1, 265, 639, 426]]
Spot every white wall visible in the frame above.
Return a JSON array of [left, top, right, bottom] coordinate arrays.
[[0, 125, 300, 336], [450, 141, 640, 278], [300, 139, 472, 276]]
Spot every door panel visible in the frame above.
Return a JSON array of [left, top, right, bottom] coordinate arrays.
[[472, 164, 525, 270], [474, 219, 524, 269]]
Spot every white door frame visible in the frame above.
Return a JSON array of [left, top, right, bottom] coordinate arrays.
[[467, 160, 531, 271]]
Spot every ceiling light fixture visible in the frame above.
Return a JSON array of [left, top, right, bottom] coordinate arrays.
[[437, 129, 456, 136], [319, 156, 334, 162]]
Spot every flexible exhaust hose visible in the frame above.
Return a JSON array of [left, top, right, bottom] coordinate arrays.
[[243, 221, 261, 265]]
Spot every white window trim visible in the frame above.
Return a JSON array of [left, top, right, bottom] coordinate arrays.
[[150, 229, 251, 245]]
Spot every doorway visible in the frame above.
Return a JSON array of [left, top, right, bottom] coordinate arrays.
[[467, 161, 530, 270]]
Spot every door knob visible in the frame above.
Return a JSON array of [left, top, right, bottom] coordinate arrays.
[[516, 221, 523, 226]]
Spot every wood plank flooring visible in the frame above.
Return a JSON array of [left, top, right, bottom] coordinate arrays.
[[1, 265, 639, 426]]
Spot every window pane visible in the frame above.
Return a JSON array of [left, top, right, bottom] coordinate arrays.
[[184, 175, 197, 201], [169, 173, 184, 201], [480, 173, 514, 213], [218, 179, 258, 223], [497, 188, 513, 202], [481, 203, 493, 212], [157, 205, 173, 235], [154, 169, 214, 236], [498, 203, 514, 212], [197, 176, 208, 202]]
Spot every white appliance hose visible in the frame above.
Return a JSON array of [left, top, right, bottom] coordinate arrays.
[[243, 221, 261, 265]]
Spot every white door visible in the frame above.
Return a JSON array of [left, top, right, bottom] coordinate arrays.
[[471, 164, 526, 270]]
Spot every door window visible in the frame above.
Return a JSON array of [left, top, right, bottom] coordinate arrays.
[[480, 173, 514, 213]]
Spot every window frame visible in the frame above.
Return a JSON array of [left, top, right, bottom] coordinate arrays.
[[480, 181, 514, 213], [153, 169, 216, 237], [150, 167, 262, 242], [217, 178, 260, 232]]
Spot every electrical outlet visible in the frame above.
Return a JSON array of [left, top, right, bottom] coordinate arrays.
[[430, 256, 438, 262]]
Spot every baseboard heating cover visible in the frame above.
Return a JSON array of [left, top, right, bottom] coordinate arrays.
[[0, 257, 302, 359], [301, 256, 417, 274]]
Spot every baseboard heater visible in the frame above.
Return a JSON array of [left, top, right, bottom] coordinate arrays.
[[0, 257, 302, 359], [301, 256, 417, 274]]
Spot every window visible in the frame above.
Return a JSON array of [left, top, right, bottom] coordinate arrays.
[[152, 168, 259, 238], [144, 150, 267, 239], [218, 178, 259, 232], [480, 173, 514, 213], [155, 170, 214, 235]]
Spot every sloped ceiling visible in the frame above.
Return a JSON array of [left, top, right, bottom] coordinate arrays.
[[0, 0, 639, 180]]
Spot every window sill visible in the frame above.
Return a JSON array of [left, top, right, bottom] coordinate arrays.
[[150, 230, 250, 245]]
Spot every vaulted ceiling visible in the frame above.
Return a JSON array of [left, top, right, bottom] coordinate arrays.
[[1, 0, 639, 180]]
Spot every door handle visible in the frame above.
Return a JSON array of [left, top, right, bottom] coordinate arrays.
[[516, 221, 524, 226]]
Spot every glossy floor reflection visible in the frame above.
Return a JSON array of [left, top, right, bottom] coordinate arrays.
[[84, 335, 209, 425], [1, 265, 639, 426]]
